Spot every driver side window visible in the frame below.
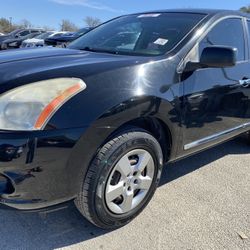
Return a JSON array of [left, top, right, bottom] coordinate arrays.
[[199, 18, 245, 62], [19, 31, 30, 36]]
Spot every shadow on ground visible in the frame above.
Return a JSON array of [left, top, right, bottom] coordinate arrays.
[[159, 136, 250, 187], [0, 138, 248, 250]]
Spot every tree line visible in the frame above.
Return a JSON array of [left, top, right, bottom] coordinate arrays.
[[1, 5, 250, 34], [240, 5, 250, 13], [0, 16, 101, 34]]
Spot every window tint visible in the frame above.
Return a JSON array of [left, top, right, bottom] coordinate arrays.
[[31, 30, 40, 33], [199, 18, 245, 61], [19, 31, 30, 36]]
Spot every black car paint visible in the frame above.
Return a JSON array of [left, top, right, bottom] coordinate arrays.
[[0, 9, 249, 210], [45, 34, 75, 46]]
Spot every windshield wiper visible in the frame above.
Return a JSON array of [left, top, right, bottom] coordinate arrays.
[[79, 46, 120, 55]]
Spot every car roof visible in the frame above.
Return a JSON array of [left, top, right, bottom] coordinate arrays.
[[133, 9, 249, 18]]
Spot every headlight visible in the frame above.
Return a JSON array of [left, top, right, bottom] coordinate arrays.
[[0, 78, 86, 131]]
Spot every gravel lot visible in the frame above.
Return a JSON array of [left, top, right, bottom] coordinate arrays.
[[0, 137, 249, 250]]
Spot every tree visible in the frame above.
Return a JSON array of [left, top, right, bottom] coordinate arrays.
[[18, 19, 32, 29], [84, 16, 101, 27], [42, 25, 55, 31], [240, 6, 250, 13], [60, 19, 78, 32], [0, 18, 14, 33]]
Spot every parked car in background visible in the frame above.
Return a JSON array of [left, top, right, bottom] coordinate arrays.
[[42, 32, 71, 46], [21, 31, 67, 48], [45, 27, 92, 47], [1, 31, 44, 49], [0, 28, 45, 50]]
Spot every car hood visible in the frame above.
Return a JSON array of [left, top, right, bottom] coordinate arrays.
[[0, 47, 151, 89], [0, 47, 149, 66], [0, 47, 84, 64]]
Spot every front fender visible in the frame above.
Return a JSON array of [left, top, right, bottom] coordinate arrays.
[[66, 94, 181, 197]]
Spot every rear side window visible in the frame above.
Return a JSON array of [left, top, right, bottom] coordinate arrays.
[[19, 30, 30, 36], [199, 18, 245, 61], [31, 30, 40, 33]]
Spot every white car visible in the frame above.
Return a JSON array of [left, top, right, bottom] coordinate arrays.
[[0, 33, 4, 36], [21, 31, 68, 48]]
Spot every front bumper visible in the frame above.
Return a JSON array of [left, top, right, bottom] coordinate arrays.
[[0, 127, 86, 210]]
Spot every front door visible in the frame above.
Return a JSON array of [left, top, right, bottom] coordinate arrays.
[[181, 17, 250, 152]]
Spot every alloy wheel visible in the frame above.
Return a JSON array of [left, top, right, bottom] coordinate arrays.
[[105, 149, 155, 214]]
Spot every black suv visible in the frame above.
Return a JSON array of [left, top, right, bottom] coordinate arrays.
[[0, 9, 249, 229]]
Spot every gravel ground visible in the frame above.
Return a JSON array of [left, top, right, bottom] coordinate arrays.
[[0, 138, 249, 250]]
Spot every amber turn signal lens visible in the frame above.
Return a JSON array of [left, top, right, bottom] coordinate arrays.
[[34, 82, 84, 129]]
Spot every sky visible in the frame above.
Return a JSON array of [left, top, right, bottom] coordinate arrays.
[[1, 0, 249, 29]]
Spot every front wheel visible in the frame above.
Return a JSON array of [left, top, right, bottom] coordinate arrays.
[[75, 129, 163, 229]]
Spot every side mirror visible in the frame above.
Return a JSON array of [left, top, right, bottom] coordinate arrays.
[[200, 46, 237, 68], [185, 46, 237, 72]]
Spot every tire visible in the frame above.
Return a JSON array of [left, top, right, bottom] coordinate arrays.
[[75, 128, 163, 229]]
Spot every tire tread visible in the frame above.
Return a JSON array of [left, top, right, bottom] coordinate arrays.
[[74, 129, 162, 228]]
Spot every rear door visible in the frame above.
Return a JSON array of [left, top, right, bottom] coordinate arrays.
[[181, 17, 250, 152]]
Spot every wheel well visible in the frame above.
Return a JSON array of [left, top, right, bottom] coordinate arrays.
[[109, 117, 172, 163]]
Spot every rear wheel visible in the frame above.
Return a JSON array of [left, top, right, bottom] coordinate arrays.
[[75, 129, 163, 229]]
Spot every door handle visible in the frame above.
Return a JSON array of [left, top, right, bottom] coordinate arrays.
[[239, 79, 250, 88]]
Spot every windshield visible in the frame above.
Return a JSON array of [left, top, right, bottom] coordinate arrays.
[[69, 13, 205, 56], [35, 32, 53, 39], [22, 33, 39, 39], [7, 29, 22, 36]]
